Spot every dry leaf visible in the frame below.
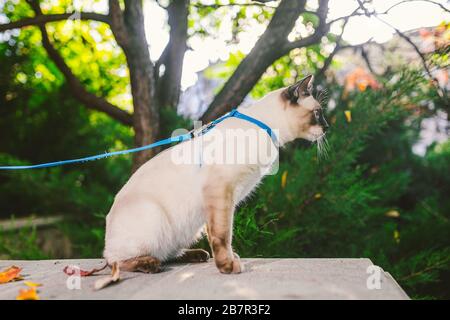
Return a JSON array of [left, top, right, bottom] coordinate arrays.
[[16, 287, 39, 300], [24, 281, 42, 287], [0, 266, 22, 284], [94, 262, 120, 291], [281, 170, 288, 189]]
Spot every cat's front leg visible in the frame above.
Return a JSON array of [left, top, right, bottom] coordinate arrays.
[[203, 182, 243, 274]]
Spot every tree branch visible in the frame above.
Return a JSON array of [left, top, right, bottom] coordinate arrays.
[[315, 14, 352, 81], [381, 0, 449, 14], [121, 0, 161, 169], [372, 10, 446, 100], [192, 2, 275, 9], [27, 0, 132, 126], [326, 11, 367, 26], [0, 12, 110, 33], [314, 7, 381, 80], [108, 0, 129, 48], [376, 16, 433, 78], [359, 46, 376, 74], [156, 0, 189, 110], [201, 0, 311, 122], [282, 0, 330, 53]]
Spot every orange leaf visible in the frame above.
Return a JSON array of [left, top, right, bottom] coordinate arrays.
[[16, 287, 40, 300], [357, 82, 367, 91], [0, 266, 23, 284], [344, 67, 380, 93]]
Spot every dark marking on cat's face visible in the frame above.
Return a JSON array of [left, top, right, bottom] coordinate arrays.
[[281, 74, 330, 140], [281, 74, 314, 104], [310, 108, 329, 131]]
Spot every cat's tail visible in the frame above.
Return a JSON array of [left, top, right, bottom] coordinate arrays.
[[94, 262, 120, 290]]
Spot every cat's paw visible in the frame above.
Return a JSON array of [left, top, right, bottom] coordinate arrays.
[[217, 255, 244, 274], [231, 257, 244, 273]]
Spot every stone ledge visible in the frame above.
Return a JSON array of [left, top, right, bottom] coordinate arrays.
[[0, 258, 409, 300]]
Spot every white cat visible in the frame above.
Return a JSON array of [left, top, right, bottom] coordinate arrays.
[[102, 74, 328, 277]]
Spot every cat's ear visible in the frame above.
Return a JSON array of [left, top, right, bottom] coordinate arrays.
[[283, 74, 314, 104]]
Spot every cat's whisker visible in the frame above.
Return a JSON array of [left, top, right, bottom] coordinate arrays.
[[317, 88, 329, 108], [318, 89, 329, 108], [316, 134, 330, 161], [322, 136, 331, 160]]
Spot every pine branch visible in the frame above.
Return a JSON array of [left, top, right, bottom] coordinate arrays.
[[399, 256, 450, 282], [374, 15, 446, 100]]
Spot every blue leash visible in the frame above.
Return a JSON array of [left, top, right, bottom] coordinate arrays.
[[0, 109, 277, 170]]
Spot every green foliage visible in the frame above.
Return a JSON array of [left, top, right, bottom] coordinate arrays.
[[0, 11, 132, 258], [0, 221, 48, 260], [208, 46, 328, 99], [231, 70, 450, 299], [189, 0, 275, 41]]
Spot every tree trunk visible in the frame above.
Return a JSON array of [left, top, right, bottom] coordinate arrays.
[[201, 0, 307, 123], [157, 0, 189, 110], [122, 1, 160, 172]]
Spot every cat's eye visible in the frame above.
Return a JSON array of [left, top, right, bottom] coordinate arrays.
[[313, 109, 320, 119]]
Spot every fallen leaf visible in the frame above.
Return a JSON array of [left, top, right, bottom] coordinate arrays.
[[0, 266, 22, 284], [16, 287, 39, 300], [24, 281, 42, 287], [94, 262, 120, 291]]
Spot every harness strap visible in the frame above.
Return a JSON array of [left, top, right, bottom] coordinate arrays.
[[0, 108, 277, 170]]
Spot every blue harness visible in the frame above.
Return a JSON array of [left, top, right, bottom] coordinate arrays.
[[0, 109, 277, 170]]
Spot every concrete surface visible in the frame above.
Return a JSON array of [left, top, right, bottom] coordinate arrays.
[[0, 258, 409, 300]]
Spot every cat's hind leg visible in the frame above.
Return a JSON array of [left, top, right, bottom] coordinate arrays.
[[171, 249, 210, 263], [119, 256, 162, 273], [94, 256, 161, 290]]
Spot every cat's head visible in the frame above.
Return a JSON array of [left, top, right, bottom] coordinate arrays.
[[281, 74, 329, 142]]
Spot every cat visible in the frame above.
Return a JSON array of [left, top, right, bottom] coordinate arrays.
[[100, 74, 328, 282]]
